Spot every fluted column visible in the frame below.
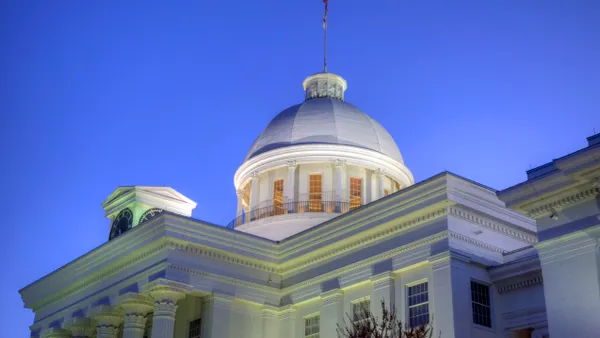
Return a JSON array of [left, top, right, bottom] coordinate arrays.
[[286, 161, 297, 211], [42, 328, 72, 338], [143, 279, 192, 338], [376, 168, 385, 200], [236, 189, 244, 226], [320, 289, 344, 338], [118, 293, 154, 338], [249, 172, 260, 220], [66, 318, 94, 338], [91, 305, 124, 338], [335, 159, 346, 212]]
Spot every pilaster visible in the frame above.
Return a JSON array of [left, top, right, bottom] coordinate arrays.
[[335, 159, 346, 212], [429, 251, 471, 338], [370, 271, 396, 320], [261, 305, 280, 338], [91, 305, 125, 338], [202, 293, 234, 338], [143, 278, 192, 338], [320, 289, 344, 338], [280, 305, 297, 338], [118, 293, 154, 338]]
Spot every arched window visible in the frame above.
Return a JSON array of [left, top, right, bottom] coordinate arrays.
[[109, 208, 133, 240]]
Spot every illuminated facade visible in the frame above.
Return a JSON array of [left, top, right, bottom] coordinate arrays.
[[19, 70, 600, 338]]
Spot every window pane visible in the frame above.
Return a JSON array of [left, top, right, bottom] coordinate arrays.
[[309, 175, 322, 212], [305, 314, 320, 337], [471, 281, 492, 327], [188, 318, 201, 338], [408, 282, 429, 327], [350, 177, 362, 210], [273, 179, 284, 215]]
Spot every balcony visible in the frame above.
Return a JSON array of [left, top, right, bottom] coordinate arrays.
[[226, 191, 362, 228]]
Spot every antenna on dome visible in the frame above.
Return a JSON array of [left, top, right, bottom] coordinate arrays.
[[322, 0, 329, 72]]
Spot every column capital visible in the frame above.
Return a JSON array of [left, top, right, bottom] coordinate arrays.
[[320, 289, 344, 306], [118, 292, 154, 315], [370, 271, 395, 289], [429, 250, 471, 270], [376, 168, 385, 175], [286, 160, 297, 169], [334, 159, 346, 169], [142, 278, 192, 303], [250, 171, 259, 179], [42, 328, 72, 338], [236, 189, 245, 197], [65, 318, 94, 338], [91, 305, 124, 330], [279, 305, 297, 320], [205, 292, 235, 311]]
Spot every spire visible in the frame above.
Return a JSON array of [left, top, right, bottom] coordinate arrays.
[[322, 0, 329, 72]]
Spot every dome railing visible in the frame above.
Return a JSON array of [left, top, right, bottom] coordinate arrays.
[[226, 191, 362, 229]]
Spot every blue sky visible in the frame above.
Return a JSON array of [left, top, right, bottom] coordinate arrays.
[[1, 0, 598, 335]]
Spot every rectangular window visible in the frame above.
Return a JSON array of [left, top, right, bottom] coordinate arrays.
[[188, 318, 201, 338], [304, 314, 320, 338], [352, 298, 370, 323], [471, 281, 491, 327], [309, 174, 323, 212], [350, 177, 362, 210], [273, 179, 284, 215], [407, 282, 429, 328]]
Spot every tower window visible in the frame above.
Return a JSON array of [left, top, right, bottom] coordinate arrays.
[[309, 174, 322, 212], [188, 318, 201, 338], [304, 314, 320, 338], [471, 281, 492, 327], [350, 177, 362, 210], [407, 281, 429, 327], [273, 179, 284, 215]]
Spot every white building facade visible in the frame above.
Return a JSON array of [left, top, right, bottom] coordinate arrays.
[[19, 72, 600, 338]]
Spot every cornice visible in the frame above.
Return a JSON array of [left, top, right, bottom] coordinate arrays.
[[280, 206, 449, 275], [234, 144, 413, 190], [525, 186, 599, 218], [448, 206, 537, 244], [30, 240, 169, 312], [166, 239, 278, 273], [496, 272, 543, 294], [448, 231, 506, 254]]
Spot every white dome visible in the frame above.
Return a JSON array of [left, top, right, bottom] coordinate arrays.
[[245, 98, 404, 163]]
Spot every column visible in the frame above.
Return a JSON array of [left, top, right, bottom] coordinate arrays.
[[42, 328, 72, 338], [143, 279, 192, 338], [235, 189, 244, 226], [118, 293, 154, 338], [249, 172, 260, 220], [66, 318, 94, 338], [286, 161, 297, 212], [91, 305, 124, 338], [334, 159, 346, 212], [376, 168, 385, 200], [320, 289, 344, 338], [370, 271, 396, 320], [202, 293, 234, 338]]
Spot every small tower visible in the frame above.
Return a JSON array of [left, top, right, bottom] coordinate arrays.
[[101, 186, 197, 241]]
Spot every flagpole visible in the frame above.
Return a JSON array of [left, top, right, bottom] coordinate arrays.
[[323, 0, 328, 73]]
